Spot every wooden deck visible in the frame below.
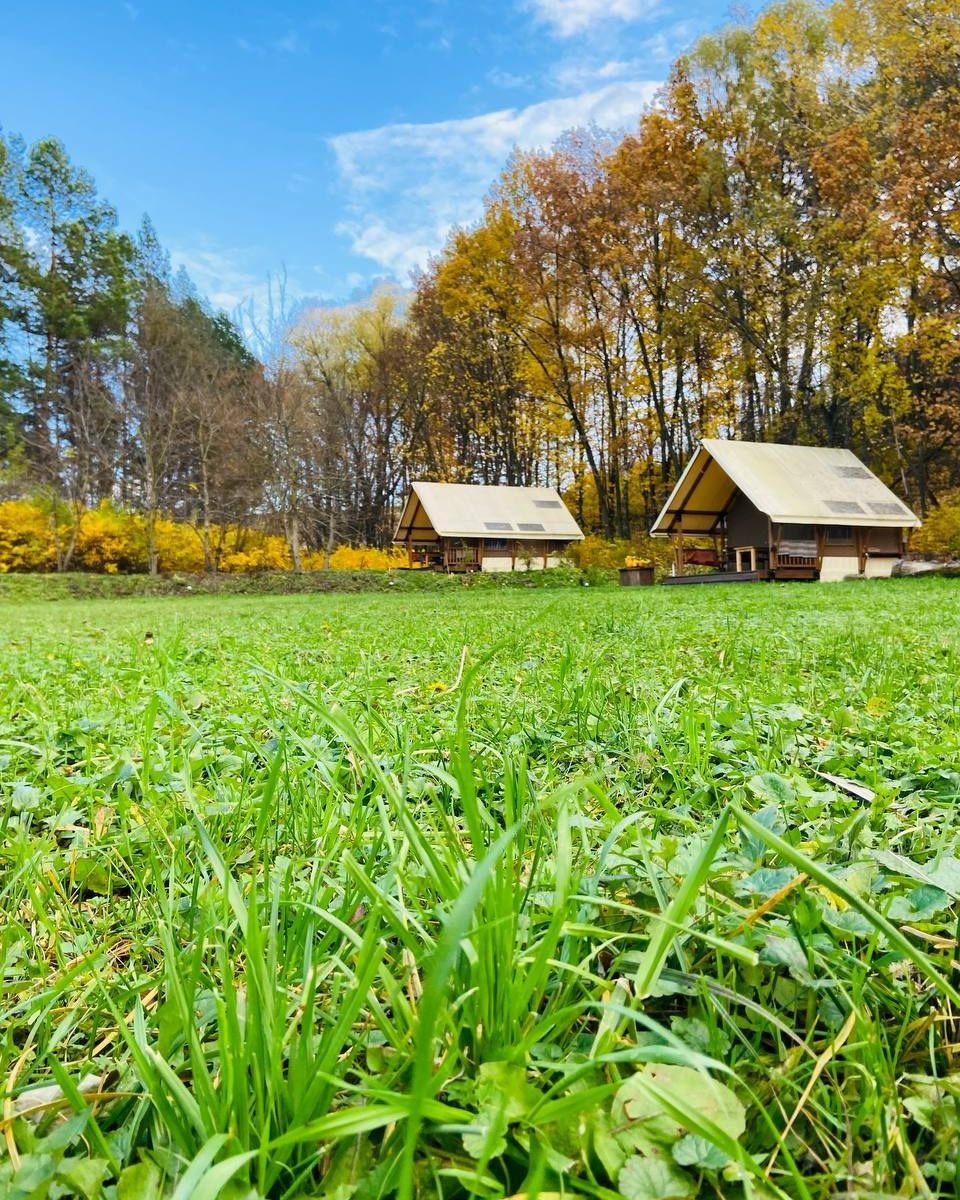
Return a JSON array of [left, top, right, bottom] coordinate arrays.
[[663, 565, 819, 585], [663, 570, 763, 586]]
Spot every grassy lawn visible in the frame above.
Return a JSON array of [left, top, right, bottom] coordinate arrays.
[[2, 580, 959, 1198]]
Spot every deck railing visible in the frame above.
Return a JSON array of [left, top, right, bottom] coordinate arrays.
[[445, 545, 478, 568]]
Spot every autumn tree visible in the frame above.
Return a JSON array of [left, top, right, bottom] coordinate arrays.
[[293, 287, 414, 547], [407, 265, 545, 488], [257, 361, 322, 570]]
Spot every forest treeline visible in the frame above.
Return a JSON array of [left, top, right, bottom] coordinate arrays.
[[1, 0, 957, 569]]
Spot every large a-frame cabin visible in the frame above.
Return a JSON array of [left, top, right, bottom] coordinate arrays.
[[651, 440, 920, 583]]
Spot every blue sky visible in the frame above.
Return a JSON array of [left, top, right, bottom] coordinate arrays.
[[1, 0, 737, 321]]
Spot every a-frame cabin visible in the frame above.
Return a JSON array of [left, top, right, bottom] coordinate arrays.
[[651, 440, 920, 583]]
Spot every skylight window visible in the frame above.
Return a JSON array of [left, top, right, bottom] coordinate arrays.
[[826, 500, 865, 515]]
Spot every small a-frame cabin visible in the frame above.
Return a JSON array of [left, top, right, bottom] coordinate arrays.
[[394, 482, 584, 572], [651, 440, 920, 583]]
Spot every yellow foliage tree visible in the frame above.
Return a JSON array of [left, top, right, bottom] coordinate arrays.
[[911, 496, 960, 560]]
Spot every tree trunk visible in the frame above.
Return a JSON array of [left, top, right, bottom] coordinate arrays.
[[146, 473, 159, 575], [200, 461, 214, 573], [286, 509, 302, 571], [323, 498, 335, 569]]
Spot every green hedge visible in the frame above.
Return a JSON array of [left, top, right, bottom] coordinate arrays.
[[0, 564, 619, 601]]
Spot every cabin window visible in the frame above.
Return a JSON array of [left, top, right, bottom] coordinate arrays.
[[825, 526, 853, 542], [484, 539, 510, 551]]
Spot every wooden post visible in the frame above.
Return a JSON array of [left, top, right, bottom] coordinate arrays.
[[672, 532, 685, 576], [768, 519, 778, 576], [477, 538, 484, 572], [856, 529, 867, 576], [510, 539, 516, 571]]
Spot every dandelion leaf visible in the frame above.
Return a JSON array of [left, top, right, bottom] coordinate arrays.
[[618, 1154, 695, 1200], [613, 1064, 745, 1155]]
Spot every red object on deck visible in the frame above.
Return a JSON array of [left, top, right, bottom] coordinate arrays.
[[683, 548, 722, 567]]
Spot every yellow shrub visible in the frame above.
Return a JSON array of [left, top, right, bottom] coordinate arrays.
[[219, 530, 292, 571], [257, 535, 294, 570], [218, 550, 255, 572], [327, 544, 409, 570], [0, 506, 412, 575], [0, 500, 56, 572], [154, 519, 205, 573], [565, 536, 635, 570], [70, 505, 146, 573], [565, 534, 674, 576], [911, 495, 960, 560]]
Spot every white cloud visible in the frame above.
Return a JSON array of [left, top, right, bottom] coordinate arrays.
[[236, 29, 308, 56], [330, 80, 659, 274], [551, 57, 638, 90], [169, 243, 265, 314], [168, 241, 310, 349], [169, 243, 342, 353], [487, 66, 533, 89], [337, 220, 439, 279], [273, 30, 305, 54], [525, 0, 660, 38]]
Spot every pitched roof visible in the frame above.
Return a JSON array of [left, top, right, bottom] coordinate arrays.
[[650, 439, 921, 535], [394, 482, 584, 542]]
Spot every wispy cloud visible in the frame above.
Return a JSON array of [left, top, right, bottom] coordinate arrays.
[[169, 240, 341, 349], [169, 243, 264, 313], [550, 57, 638, 90], [273, 30, 306, 54], [488, 66, 533, 90], [168, 241, 301, 346], [330, 81, 659, 275], [236, 29, 308, 56], [335, 220, 439, 280], [524, 0, 661, 38]]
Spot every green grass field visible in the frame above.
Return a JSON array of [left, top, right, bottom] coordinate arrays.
[[2, 580, 959, 1199]]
